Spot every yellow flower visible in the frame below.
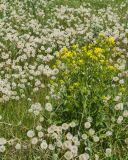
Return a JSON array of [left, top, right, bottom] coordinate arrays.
[[62, 47, 68, 52], [87, 50, 92, 56], [100, 60, 105, 64], [106, 37, 115, 45], [82, 46, 87, 52], [72, 60, 76, 64], [61, 51, 73, 59], [101, 55, 105, 59], [72, 44, 79, 49], [94, 47, 103, 56], [90, 55, 98, 61], [108, 65, 116, 71], [72, 51, 77, 56], [56, 51, 60, 57], [78, 60, 84, 65]]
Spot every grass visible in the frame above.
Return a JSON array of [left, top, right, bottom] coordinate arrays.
[[0, 0, 128, 159]]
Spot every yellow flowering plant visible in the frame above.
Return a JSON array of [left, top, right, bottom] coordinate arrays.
[[46, 35, 128, 158], [50, 35, 125, 134]]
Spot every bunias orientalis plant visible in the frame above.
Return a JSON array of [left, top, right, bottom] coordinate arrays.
[[48, 35, 128, 159]]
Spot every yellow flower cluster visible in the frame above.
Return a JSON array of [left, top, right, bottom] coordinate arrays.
[[51, 35, 118, 91], [85, 47, 105, 61], [56, 36, 117, 70], [106, 37, 115, 45]]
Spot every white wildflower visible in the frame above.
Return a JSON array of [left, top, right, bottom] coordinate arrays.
[[15, 143, 21, 150], [105, 148, 112, 157], [84, 122, 91, 129], [27, 130, 35, 138], [64, 151, 73, 160], [40, 140, 48, 150]]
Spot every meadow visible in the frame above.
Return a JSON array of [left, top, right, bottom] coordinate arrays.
[[0, 0, 128, 159]]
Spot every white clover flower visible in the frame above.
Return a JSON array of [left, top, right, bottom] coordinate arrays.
[[52, 68, 59, 75], [117, 116, 123, 124], [38, 132, 44, 138], [79, 153, 89, 160], [88, 128, 95, 136], [93, 135, 100, 142], [87, 116, 93, 122], [40, 140, 48, 150], [46, 47, 52, 53], [72, 136, 78, 143], [115, 103, 123, 110], [0, 145, 6, 153], [64, 151, 73, 160], [112, 77, 119, 81], [105, 148, 112, 157], [33, 110, 40, 115], [119, 79, 124, 84], [31, 137, 38, 145], [56, 126, 62, 134], [48, 127, 55, 134], [33, 87, 39, 92], [39, 116, 44, 122], [56, 140, 63, 148], [66, 133, 73, 140], [45, 103, 53, 112], [114, 96, 121, 102], [72, 136, 80, 146], [84, 122, 91, 129], [69, 121, 77, 128], [62, 123, 69, 130], [0, 138, 7, 145], [82, 134, 88, 140], [123, 110, 128, 117], [106, 131, 112, 136], [70, 145, 78, 155], [95, 154, 99, 160], [27, 130, 35, 138], [63, 140, 72, 149], [125, 138, 128, 145], [41, 46, 45, 51], [15, 143, 21, 150], [53, 154, 58, 159], [36, 125, 42, 131], [48, 144, 55, 151], [29, 103, 42, 115]]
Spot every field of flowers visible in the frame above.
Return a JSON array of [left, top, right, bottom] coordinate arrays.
[[0, 0, 128, 159]]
